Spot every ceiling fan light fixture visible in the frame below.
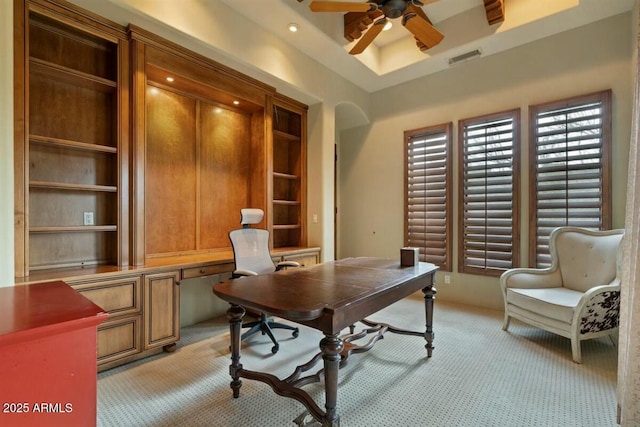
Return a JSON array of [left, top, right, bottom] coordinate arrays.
[[382, 0, 409, 19], [288, 23, 299, 32]]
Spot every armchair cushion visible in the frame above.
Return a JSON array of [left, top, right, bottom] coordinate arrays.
[[507, 287, 583, 324]]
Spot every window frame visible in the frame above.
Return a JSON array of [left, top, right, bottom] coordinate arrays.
[[528, 90, 612, 267], [404, 123, 453, 272], [457, 109, 521, 276]]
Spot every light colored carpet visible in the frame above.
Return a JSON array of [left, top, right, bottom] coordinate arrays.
[[97, 295, 618, 427]]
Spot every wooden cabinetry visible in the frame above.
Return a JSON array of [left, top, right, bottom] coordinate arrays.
[[280, 249, 320, 268], [130, 28, 271, 264], [143, 270, 180, 351], [271, 96, 307, 249], [13, 1, 315, 372], [14, 0, 129, 277], [72, 276, 142, 368]]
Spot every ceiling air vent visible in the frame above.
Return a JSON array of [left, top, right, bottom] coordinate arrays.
[[448, 49, 482, 66]]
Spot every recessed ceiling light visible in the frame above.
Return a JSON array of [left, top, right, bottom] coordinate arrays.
[[166, 76, 174, 82], [288, 23, 299, 33], [233, 100, 240, 105]]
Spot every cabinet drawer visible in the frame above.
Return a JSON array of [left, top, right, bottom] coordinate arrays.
[[283, 254, 318, 267], [73, 276, 141, 317], [97, 315, 141, 365], [182, 263, 234, 279]]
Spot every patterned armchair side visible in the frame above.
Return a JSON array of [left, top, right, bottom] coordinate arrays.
[[500, 227, 624, 363]]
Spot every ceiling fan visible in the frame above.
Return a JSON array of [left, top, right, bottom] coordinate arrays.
[[305, 0, 444, 55]]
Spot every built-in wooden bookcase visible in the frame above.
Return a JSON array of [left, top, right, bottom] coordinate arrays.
[[15, 0, 129, 276], [271, 97, 307, 249]]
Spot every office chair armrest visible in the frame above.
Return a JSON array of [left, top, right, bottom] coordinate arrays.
[[233, 269, 259, 277], [275, 260, 300, 271]]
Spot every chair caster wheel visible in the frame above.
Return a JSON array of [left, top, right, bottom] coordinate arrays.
[[292, 329, 299, 338], [271, 345, 279, 354]]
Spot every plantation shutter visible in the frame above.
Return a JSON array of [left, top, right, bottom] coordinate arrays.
[[404, 123, 452, 271], [458, 110, 520, 276], [529, 90, 612, 267]]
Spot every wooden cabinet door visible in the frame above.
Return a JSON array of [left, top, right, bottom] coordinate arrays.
[[144, 271, 180, 350]]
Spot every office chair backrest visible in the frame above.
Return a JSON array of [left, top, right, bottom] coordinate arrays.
[[229, 209, 276, 275]]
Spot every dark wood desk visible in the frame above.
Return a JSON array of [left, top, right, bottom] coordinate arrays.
[[212, 257, 439, 426]]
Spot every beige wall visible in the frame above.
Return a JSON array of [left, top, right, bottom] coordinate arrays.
[[0, 0, 14, 287], [339, 13, 633, 310]]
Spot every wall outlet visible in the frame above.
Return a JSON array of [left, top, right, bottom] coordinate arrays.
[[312, 213, 318, 224], [444, 274, 451, 284], [83, 212, 94, 226]]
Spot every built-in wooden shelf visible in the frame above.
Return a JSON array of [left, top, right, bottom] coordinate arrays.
[[274, 224, 301, 230], [273, 199, 301, 205], [30, 226, 117, 233], [273, 172, 299, 180], [29, 181, 118, 192], [273, 129, 301, 142], [30, 57, 117, 91], [30, 134, 117, 153]]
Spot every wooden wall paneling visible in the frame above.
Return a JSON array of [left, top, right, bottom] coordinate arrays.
[[14, 0, 28, 277], [130, 25, 276, 106], [144, 86, 197, 255], [29, 144, 116, 185], [131, 26, 275, 259], [250, 109, 268, 215], [199, 102, 252, 249], [195, 100, 202, 251], [28, 73, 115, 142], [117, 36, 130, 267], [29, 190, 117, 227], [29, 232, 116, 270], [130, 39, 146, 266], [263, 96, 274, 238], [29, 13, 117, 80]]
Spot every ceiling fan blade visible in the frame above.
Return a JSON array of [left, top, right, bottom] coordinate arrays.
[[407, 2, 430, 22], [349, 18, 386, 55], [402, 13, 444, 49], [310, 1, 377, 13]]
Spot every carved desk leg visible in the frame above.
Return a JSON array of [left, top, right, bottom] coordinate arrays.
[[227, 304, 245, 398], [320, 334, 343, 426], [422, 275, 437, 357]]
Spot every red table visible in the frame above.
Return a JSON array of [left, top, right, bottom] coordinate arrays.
[[0, 281, 107, 427]]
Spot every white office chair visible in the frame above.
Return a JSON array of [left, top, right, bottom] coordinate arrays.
[[229, 208, 300, 354]]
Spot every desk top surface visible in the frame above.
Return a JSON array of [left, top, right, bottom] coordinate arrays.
[[213, 257, 438, 331]]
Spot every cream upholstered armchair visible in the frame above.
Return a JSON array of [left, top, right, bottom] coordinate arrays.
[[501, 227, 624, 363]]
